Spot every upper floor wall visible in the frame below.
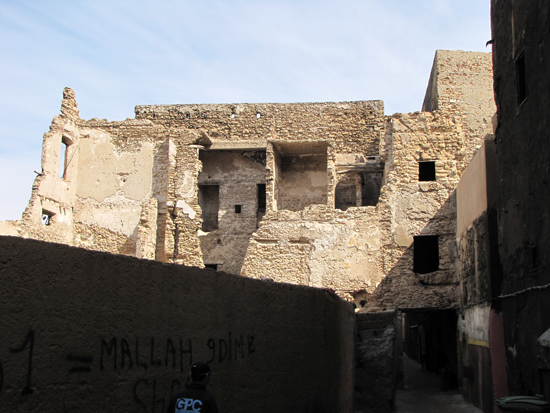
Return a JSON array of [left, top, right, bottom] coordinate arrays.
[[135, 100, 385, 157]]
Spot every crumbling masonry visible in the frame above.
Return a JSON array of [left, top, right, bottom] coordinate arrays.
[[0, 50, 495, 310]]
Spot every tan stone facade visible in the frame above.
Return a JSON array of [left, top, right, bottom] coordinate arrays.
[[1, 50, 495, 310]]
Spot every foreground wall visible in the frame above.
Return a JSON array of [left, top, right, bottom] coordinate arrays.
[[491, 0, 550, 398], [455, 140, 502, 412], [0, 236, 354, 413]]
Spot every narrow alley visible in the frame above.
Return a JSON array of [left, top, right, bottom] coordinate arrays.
[[395, 355, 483, 413]]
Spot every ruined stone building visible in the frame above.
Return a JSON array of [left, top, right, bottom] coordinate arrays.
[[0, 49, 500, 412], [3, 4, 550, 411], [0, 50, 495, 313]]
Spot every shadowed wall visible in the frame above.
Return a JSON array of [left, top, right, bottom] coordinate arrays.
[[0, 236, 354, 413]]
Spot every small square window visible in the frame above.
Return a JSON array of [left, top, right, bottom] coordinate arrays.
[[205, 264, 218, 271], [414, 235, 439, 274], [235, 205, 242, 213], [419, 161, 436, 181]]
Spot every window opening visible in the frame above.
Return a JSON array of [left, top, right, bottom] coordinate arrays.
[[257, 184, 266, 213], [414, 235, 439, 274], [234, 205, 242, 214], [256, 113, 261, 119], [531, 246, 540, 269], [277, 153, 328, 211], [198, 185, 219, 231], [59, 136, 73, 179], [419, 161, 436, 181], [361, 172, 382, 206], [41, 210, 53, 226], [257, 183, 266, 227], [59, 143, 67, 178], [335, 182, 356, 211], [516, 51, 527, 105], [204, 264, 218, 271]]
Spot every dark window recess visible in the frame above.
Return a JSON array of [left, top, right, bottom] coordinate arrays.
[[516, 51, 527, 105], [531, 246, 540, 269], [335, 183, 356, 211], [335, 172, 383, 210], [204, 264, 218, 271], [41, 210, 53, 226], [419, 161, 436, 181], [257, 184, 266, 212], [257, 183, 266, 228], [59, 142, 68, 178], [198, 184, 219, 232], [59, 136, 73, 179], [361, 172, 382, 206], [414, 235, 439, 274], [234, 205, 242, 214]]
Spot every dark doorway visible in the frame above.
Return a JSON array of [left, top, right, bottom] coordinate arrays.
[[402, 309, 458, 389]]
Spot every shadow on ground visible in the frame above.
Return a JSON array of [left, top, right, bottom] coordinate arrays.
[[395, 354, 483, 413]]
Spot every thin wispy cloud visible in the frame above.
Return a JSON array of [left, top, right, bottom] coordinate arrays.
[[0, 0, 491, 220]]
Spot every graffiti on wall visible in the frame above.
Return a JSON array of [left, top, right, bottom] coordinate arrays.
[[0, 329, 255, 412]]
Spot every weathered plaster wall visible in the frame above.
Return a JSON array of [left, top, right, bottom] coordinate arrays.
[[242, 207, 384, 300], [168, 136, 204, 266], [0, 236, 354, 413], [14, 88, 82, 246], [457, 143, 489, 241], [456, 141, 498, 308], [455, 138, 502, 411], [71, 118, 169, 258]]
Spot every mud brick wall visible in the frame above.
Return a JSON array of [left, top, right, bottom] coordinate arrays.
[[135, 101, 385, 156]]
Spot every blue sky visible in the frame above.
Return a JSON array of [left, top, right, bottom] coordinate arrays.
[[0, 0, 491, 221]]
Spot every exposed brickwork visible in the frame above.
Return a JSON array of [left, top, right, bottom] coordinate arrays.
[[0, 50, 495, 311]]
